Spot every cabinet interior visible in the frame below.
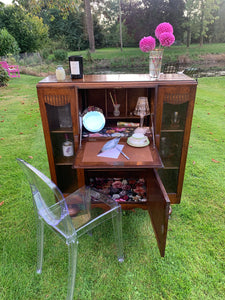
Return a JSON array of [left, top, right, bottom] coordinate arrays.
[[78, 88, 152, 127]]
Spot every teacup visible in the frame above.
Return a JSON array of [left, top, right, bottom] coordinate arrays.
[[132, 133, 145, 139], [130, 133, 147, 145]]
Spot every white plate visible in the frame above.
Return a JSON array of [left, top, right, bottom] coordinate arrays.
[[83, 111, 105, 132], [127, 137, 150, 148]]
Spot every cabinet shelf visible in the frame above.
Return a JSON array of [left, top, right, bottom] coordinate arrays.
[[51, 128, 73, 133], [55, 156, 75, 165], [161, 129, 184, 133], [161, 157, 180, 168], [106, 114, 139, 120], [163, 166, 179, 170]]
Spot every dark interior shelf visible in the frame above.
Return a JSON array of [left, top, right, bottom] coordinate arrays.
[[51, 128, 73, 133], [55, 156, 75, 165]]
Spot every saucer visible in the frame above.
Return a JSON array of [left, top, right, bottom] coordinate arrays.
[[127, 136, 149, 148]]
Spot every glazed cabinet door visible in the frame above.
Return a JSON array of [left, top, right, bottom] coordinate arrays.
[[155, 84, 197, 204], [37, 86, 80, 194]]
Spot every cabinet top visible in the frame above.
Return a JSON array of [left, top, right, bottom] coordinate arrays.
[[37, 73, 197, 88]]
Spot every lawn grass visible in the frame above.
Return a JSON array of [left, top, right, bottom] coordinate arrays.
[[68, 43, 225, 61], [0, 75, 225, 299], [68, 43, 225, 73], [19, 43, 225, 76]]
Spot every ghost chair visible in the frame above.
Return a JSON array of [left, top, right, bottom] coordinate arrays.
[[17, 158, 124, 300]]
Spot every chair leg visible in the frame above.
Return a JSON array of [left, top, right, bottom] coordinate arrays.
[[37, 218, 44, 274], [112, 207, 124, 262], [67, 239, 78, 300]]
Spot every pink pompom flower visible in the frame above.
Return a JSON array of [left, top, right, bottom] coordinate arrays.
[[155, 22, 173, 39], [159, 32, 175, 47], [139, 22, 175, 53], [139, 36, 156, 52]]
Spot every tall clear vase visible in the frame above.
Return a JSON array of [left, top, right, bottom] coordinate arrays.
[[149, 49, 164, 79]]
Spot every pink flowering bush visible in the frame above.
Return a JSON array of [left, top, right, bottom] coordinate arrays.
[[139, 22, 175, 52]]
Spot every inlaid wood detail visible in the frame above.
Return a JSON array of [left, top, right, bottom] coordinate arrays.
[[44, 95, 70, 106], [164, 93, 190, 104]]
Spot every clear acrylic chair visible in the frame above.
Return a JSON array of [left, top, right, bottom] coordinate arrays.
[[17, 158, 124, 300]]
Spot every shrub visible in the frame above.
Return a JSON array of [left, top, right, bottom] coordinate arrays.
[[18, 53, 42, 65], [40, 49, 51, 60], [5, 53, 17, 65], [1, 6, 48, 53], [53, 49, 68, 62], [0, 28, 20, 56], [0, 66, 10, 87]]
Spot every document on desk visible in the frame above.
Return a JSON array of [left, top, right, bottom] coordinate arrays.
[[97, 144, 124, 159]]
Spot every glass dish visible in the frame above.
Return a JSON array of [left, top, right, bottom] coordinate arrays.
[[82, 106, 105, 132]]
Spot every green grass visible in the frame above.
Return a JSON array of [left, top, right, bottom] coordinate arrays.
[[69, 43, 225, 61], [17, 43, 225, 76], [69, 43, 225, 74], [0, 75, 225, 299]]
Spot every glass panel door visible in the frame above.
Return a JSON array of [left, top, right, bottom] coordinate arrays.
[[45, 102, 77, 193], [159, 102, 188, 193]]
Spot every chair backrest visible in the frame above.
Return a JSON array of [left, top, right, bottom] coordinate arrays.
[[0, 61, 9, 69], [17, 158, 76, 240]]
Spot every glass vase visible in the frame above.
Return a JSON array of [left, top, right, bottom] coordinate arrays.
[[56, 65, 66, 81], [149, 49, 164, 79], [113, 104, 120, 116]]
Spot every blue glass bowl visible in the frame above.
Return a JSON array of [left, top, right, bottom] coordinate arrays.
[[83, 109, 105, 132]]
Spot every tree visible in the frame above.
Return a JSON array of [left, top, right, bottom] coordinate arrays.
[[165, 0, 186, 42], [84, 0, 95, 52], [142, 0, 168, 36], [122, 0, 145, 43], [212, 0, 225, 42], [119, 0, 123, 51], [183, 0, 199, 47], [93, 0, 126, 49], [65, 11, 88, 50], [15, 0, 96, 52], [198, 0, 220, 46], [0, 5, 48, 53], [40, 8, 87, 50], [39, 5, 105, 51], [183, 0, 221, 47], [0, 28, 20, 56]]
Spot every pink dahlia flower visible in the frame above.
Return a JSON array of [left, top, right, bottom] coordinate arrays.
[[159, 32, 175, 47], [155, 22, 173, 39], [139, 36, 156, 52]]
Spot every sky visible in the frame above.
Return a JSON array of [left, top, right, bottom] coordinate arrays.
[[1, 0, 13, 4]]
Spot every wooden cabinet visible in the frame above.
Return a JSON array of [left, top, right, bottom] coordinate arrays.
[[37, 73, 197, 256]]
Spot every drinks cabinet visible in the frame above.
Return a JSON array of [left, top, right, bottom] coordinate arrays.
[[37, 73, 197, 256]]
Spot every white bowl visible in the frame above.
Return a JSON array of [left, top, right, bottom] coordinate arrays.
[[132, 133, 145, 140]]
